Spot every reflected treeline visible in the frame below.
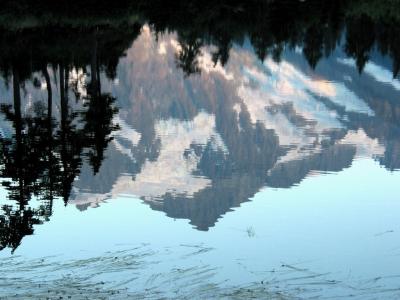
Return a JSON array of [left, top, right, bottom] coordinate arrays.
[[134, 0, 400, 77], [0, 24, 141, 252], [1, 0, 400, 77]]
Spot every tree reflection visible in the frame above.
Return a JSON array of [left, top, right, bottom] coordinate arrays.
[[81, 36, 120, 174], [175, 35, 203, 77], [0, 25, 139, 252], [136, 0, 400, 76], [0, 68, 52, 251]]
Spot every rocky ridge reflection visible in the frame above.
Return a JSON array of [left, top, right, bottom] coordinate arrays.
[[71, 27, 398, 231]]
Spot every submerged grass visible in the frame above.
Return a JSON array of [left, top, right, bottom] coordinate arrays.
[[0, 244, 400, 299]]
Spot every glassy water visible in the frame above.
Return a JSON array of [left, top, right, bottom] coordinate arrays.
[[0, 1, 400, 298]]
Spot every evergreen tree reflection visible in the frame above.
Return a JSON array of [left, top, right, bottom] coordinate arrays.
[[0, 25, 136, 252], [0, 68, 50, 251]]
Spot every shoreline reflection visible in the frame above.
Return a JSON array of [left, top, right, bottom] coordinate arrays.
[[0, 3, 400, 251]]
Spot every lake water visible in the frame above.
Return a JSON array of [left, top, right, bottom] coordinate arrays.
[[1, 2, 400, 298]]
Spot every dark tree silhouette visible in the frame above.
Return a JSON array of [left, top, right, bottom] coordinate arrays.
[[175, 35, 203, 77], [0, 68, 52, 252], [0, 24, 134, 251]]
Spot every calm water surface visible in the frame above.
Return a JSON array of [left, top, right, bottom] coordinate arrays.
[[1, 2, 400, 298]]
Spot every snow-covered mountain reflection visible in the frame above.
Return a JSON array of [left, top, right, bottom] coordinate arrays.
[[67, 27, 400, 229]]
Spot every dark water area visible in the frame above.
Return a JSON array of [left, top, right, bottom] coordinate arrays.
[[1, 1, 400, 298]]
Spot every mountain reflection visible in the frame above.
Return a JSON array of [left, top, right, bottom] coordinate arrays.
[[1, 1, 400, 251]]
